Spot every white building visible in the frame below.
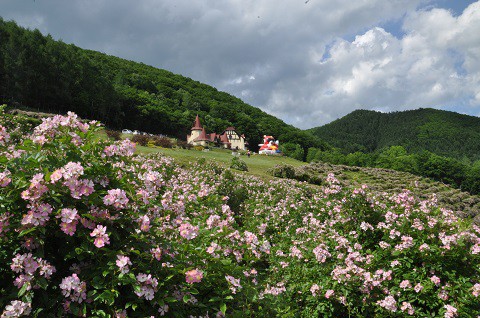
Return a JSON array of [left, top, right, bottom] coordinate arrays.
[[187, 115, 247, 150]]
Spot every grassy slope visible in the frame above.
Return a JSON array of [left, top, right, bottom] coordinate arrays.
[[136, 145, 304, 178]]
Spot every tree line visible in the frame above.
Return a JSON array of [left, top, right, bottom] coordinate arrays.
[[305, 145, 480, 195]]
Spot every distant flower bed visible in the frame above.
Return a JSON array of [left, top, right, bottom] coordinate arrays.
[[0, 110, 479, 317]]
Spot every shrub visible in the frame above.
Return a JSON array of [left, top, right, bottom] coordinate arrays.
[[280, 142, 304, 161], [177, 140, 193, 149], [0, 105, 39, 143], [131, 134, 149, 146], [105, 129, 122, 141], [268, 164, 295, 179], [0, 111, 266, 317], [230, 157, 248, 172], [152, 136, 173, 148], [146, 140, 156, 148]]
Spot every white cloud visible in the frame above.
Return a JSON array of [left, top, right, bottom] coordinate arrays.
[[264, 1, 480, 128]]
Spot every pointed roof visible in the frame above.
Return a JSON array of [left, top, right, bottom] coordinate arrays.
[[194, 128, 210, 141], [208, 132, 218, 142], [191, 114, 203, 131]]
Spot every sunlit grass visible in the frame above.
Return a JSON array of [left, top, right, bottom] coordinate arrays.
[[135, 145, 304, 178]]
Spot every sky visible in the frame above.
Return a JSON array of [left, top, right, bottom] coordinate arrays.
[[0, 0, 479, 129]]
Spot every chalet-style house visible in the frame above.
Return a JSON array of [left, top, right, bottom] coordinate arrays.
[[187, 115, 247, 150]]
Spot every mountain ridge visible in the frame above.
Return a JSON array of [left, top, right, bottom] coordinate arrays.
[[307, 108, 480, 160]]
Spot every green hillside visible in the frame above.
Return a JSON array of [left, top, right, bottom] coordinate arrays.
[[308, 108, 480, 160], [0, 18, 325, 154]]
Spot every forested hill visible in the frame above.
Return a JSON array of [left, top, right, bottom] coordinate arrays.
[[308, 108, 480, 160], [0, 18, 325, 153]]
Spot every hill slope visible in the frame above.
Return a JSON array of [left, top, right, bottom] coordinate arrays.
[[308, 108, 480, 160], [0, 17, 325, 153], [270, 162, 480, 224]]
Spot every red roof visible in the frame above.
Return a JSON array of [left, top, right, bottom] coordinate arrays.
[[220, 134, 230, 143], [194, 128, 210, 141], [208, 133, 218, 142], [191, 115, 203, 130], [187, 116, 244, 147]]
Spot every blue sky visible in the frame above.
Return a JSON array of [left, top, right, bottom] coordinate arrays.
[[0, 0, 479, 128]]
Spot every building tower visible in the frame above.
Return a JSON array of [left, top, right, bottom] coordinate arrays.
[[187, 114, 203, 144]]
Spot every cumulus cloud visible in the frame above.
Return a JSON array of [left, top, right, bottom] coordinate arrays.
[[0, 0, 479, 128], [269, 1, 480, 128]]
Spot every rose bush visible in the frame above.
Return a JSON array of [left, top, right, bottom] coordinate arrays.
[[1, 110, 479, 317], [0, 111, 266, 317]]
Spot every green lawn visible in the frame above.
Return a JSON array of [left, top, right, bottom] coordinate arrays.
[[105, 131, 302, 178], [135, 145, 304, 178]]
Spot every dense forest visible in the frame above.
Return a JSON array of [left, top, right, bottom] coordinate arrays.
[[0, 18, 325, 154], [308, 108, 480, 161]]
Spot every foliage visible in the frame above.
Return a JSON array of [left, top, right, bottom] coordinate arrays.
[[0, 111, 265, 317], [308, 108, 480, 161], [0, 105, 40, 142], [308, 146, 480, 196], [152, 136, 174, 148], [306, 147, 319, 163], [268, 164, 296, 179], [105, 129, 122, 141], [1, 111, 480, 317], [280, 142, 304, 161], [176, 140, 193, 150], [230, 157, 248, 172], [130, 134, 149, 146], [271, 161, 480, 224]]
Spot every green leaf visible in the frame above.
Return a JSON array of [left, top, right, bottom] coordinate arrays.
[[209, 297, 222, 302], [220, 303, 227, 314], [164, 297, 177, 303], [18, 283, 29, 297], [220, 259, 231, 266], [18, 227, 37, 238], [133, 284, 141, 293], [33, 308, 44, 318], [188, 287, 199, 295], [94, 290, 116, 306], [92, 310, 107, 317], [36, 277, 48, 290], [52, 196, 62, 204]]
